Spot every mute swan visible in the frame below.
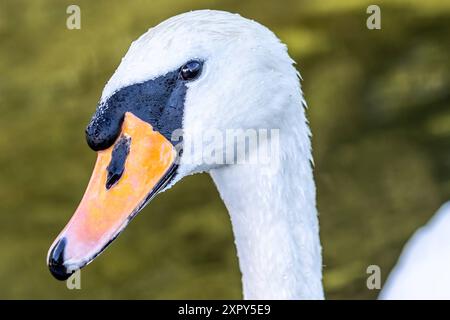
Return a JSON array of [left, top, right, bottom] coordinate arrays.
[[380, 202, 450, 300], [47, 9, 449, 301], [47, 9, 322, 299]]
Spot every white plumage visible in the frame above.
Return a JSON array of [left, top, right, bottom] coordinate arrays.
[[89, 9, 449, 300], [380, 202, 450, 299], [105, 10, 323, 299]]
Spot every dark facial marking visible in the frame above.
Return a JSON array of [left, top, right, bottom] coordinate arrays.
[[85, 61, 203, 152], [106, 135, 131, 190]]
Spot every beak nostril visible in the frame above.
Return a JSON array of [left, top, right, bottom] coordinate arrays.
[[106, 135, 131, 190], [48, 237, 73, 281]]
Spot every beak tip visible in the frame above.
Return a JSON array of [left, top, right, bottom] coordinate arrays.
[[48, 264, 73, 281], [48, 237, 74, 281]]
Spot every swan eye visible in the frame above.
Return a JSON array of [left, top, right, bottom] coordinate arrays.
[[180, 60, 202, 81]]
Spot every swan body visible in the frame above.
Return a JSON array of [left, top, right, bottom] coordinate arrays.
[[380, 202, 450, 299], [48, 10, 323, 299]]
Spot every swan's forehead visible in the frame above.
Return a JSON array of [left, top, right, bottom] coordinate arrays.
[[101, 10, 255, 102]]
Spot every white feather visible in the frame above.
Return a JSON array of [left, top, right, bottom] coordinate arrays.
[[102, 10, 323, 299], [380, 202, 450, 299]]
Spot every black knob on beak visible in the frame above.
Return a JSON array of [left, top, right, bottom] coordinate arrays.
[[85, 112, 122, 152], [48, 238, 73, 281]]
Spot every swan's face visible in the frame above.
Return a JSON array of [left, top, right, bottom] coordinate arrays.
[[47, 10, 300, 279]]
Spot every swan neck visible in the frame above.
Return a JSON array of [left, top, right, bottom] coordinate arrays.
[[210, 126, 323, 299]]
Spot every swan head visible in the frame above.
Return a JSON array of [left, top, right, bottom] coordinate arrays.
[[47, 10, 307, 280]]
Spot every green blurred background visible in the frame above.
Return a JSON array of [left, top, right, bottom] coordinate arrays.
[[0, 0, 449, 299]]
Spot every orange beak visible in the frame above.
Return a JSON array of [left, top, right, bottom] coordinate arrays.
[[47, 112, 177, 280]]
